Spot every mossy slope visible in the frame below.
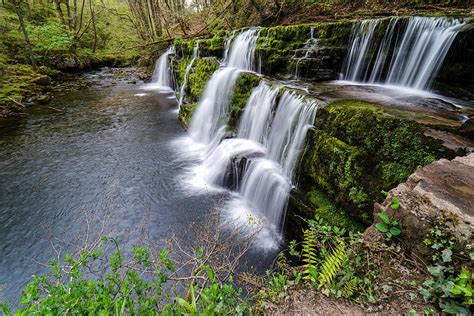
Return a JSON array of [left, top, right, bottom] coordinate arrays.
[[298, 99, 456, 224], [172, 57, 220, 127]]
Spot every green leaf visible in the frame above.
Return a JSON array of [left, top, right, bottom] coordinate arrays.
[[391, 197, 400, 210], [377, 212, 391, 224], [441, 249, 452, 263], [175, 297, 193, 312], [390, 227, 401, 236], [375, 223, 389, 233], [427, 265, 444, 277]]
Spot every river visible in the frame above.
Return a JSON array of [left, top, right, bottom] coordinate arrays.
[[0, 68, 273, 306]]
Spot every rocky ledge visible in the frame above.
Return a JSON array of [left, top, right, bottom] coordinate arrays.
[[374, 153, 474, 260]]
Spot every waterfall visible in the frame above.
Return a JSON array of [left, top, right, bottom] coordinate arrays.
[[149, 46, 175, 89], [225, 28, 260, 70], [188, 67, 242, 145], [237, 82, 278, 144], [293, 26, 318, 79], [235, 90, 317, 229], [184, 27, 317, 239], [342, 17, 465, 91], [188, 29, 260, 146], [178, 41, 200, 109], [201, 84, 317, 231]]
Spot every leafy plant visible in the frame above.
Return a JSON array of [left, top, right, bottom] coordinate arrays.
[[420, 226, 473, 314], [318, 239, 346, 289], [2, 236, 252, 315], [375, 195, 401, 238]]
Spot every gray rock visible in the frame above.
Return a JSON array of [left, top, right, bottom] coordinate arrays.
[[374, 154, 474, 258]]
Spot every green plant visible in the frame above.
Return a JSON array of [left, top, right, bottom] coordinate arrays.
[[375, 195, 401, 238], [318, 239, 346, 288], [420, 226, 473, 314], [2, 236, 252, 315], [300, 217, 349, 290]]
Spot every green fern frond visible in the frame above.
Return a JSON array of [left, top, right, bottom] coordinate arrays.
[[302, 229, 318, 266], [318, 239, 346, 289], [302, 229, 319, 279], [342, 276, 358, 298], [276, 252, 290, 274]]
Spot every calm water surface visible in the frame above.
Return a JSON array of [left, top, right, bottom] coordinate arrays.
[[0, 68, 272, 306]]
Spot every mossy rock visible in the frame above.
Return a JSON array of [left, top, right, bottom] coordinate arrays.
[[187, 58, 220, 103], [174, 31, 228, 60], [255, 21, 352, 79], [179, 102, 198, 128], [174, 57, 220, 127], [287, 186, 365, 239], [0, 64, 55, 112], [228, 72, 261, 131], [299, 99, 456, 224]]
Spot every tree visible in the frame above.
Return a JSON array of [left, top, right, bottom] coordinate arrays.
[[10, 0, 37, 70]]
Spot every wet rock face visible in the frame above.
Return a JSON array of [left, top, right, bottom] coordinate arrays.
[[298, 99, 456, 224], [434, 28, 474, 101], [256, 22, 352, 80], [375, 154, 474, 258]]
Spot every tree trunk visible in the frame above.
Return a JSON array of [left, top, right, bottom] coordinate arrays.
[[11, 0, 37, 70], [89, 0, 97, 53]]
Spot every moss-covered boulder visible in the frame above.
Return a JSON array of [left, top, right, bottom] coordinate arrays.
[[174, 31, 228, 60], [173, 57, 220, 127], [298, 99, 457, 224], [228, 72, 261, 131], [256, 21, 352, 80]]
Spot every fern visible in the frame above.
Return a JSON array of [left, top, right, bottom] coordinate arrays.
[[342, 276, 358, 298], [302, 229, 319, 280], [318, 239, 346, 288], [276, 252, 290, 275], [302, 229, 318, 266]]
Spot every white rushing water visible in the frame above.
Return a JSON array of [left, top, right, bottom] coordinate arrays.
[[178, 41, 200, 109], [144, 46, 175, 90], [342, 16, 465, 91], [293, 26, 318, 79], [233, 90, 317, 229], [188, 28, 260, 146], [180, 28, 318, 248], [200, 84, 317, 232]]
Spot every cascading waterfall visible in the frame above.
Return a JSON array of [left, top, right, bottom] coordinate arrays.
[[342, 16, 465, 91], [235, 90, 317, 229], [202, 83, 317, 231], [188, 28, 260, 146], [178, 42, 200, 109], [149, 46, 175, 89], [237, 82, 278, 144], [293, 26, 318, 79], [185, 27, 317, 239]]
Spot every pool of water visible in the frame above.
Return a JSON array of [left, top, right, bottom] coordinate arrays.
[[0, 68, 275, 306]]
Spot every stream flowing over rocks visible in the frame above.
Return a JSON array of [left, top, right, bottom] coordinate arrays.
[[167, 15, 473, 248], [1, 14, 473, 308]]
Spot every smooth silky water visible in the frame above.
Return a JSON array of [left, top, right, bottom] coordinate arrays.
[[0, 68, 275, 306]]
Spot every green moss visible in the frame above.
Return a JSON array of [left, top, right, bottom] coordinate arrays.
[[188, 58, 219, 103], [175, 57, 219, 127], [306, 188, 365, 232], [302, 99, 452, 223], [178, 102, 197, 128], [0, 64, 53, 112], [172, 57, 192, 89], [228, 72, 261, 131], [256, 21, 352, 79]]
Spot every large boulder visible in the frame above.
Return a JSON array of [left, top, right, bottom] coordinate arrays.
[[298, 99, 458, 224], [374, 154, 474, 258]]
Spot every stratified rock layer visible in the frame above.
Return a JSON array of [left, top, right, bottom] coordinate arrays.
[[375, 154, 474, 257]]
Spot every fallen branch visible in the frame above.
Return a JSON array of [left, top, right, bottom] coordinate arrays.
[[46, 106, 63, 112], [8, 97, 27, 108]]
